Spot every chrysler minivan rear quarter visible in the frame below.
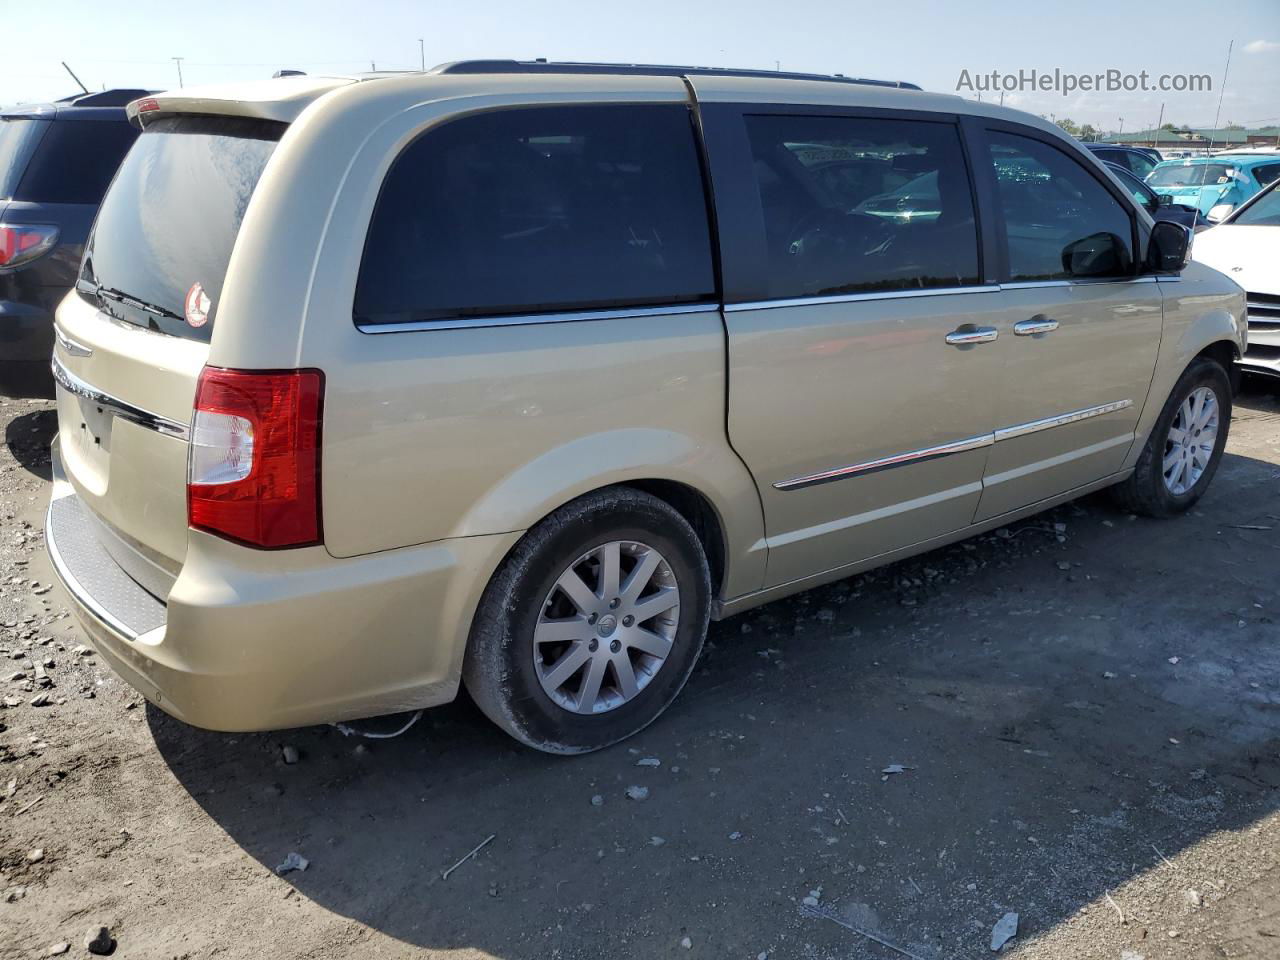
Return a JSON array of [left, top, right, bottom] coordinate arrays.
[[47, 64, 1245, 753]]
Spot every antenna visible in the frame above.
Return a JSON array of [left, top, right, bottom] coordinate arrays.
[[172, 56, 185, 88], [419, 39, 425, 71], [1207, 39, 1233, 154], [61, 61, 89, 94]]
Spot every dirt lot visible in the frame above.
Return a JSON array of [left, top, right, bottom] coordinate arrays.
[[1, 384, 1278, 960]]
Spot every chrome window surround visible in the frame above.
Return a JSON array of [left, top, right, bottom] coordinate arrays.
[[51, 355, 189, 440], [356, 302, 720, 334], [354, 275, 1180, 331], [774, 399, 1134, 492]]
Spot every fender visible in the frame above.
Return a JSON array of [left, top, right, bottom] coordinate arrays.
[[451, 426, 769, 600], [1126, 264, 1246, 470]]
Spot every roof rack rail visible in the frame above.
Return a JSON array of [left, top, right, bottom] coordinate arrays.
[[431, 59, 920, 90]]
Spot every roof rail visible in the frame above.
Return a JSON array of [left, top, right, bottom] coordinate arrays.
[[431, 59, 920, 90]]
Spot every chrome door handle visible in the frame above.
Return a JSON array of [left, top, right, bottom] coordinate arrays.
[[1013, 316, 1059, 336], [945, 326, 999, 346]]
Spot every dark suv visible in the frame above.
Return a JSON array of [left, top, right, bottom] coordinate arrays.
[[0, 89, 147, 397]]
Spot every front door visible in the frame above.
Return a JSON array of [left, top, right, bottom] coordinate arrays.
[[700, 103, 1003, 587], [974, 127, 1163, 521]]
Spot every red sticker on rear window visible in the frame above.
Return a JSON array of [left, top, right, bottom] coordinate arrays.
[[185, 282, 211, 328]]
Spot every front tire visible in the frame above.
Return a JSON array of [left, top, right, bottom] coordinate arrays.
[[1113, 356, 1232, 517], [463, 487, 712, 754]]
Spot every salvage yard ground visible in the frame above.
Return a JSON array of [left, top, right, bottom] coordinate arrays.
[[1, 386, 1278, 960]]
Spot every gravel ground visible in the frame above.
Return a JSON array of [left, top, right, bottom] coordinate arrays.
[[1, 383, 1277, 960]]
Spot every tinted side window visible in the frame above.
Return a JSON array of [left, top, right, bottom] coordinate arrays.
[[742, 115, 979, 299], [0, 118, 49, 199], [355, 104, 716, 325], [1124, 152, 1156, 178], [16, 120, 138, 204], [988, 132, 1134, 282], [1254, 163, 1280, 188]]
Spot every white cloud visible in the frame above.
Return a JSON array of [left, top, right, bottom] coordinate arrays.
[[1243, 39, 1280, 54]]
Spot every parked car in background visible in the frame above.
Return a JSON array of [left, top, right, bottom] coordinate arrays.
[[1084, 143, 1159, 178], [1104, 162, 1205, 231], [1146, 153, 1280, 223], [0, 90, 146, 398], [1193, 178, 1280, 378], [46, 64, 1243, 753]]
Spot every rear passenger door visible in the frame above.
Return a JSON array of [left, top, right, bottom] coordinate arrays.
[[970, 124, 1163, 521], [698, 100, 1004, 587]]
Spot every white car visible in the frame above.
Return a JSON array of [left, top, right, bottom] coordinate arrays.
[[1193, 179, 1280, 378]]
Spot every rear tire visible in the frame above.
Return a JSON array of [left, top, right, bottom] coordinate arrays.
[[1112, 357, 1232, 517], [463, 487, 711, 754]]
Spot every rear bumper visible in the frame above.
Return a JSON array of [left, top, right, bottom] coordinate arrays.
[[0, 300, 55, 398], [46, 446, 521, 731]]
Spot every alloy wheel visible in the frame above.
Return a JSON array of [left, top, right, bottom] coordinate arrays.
[[1163, 386, 1219, 496], [533, 540, 680, 715]]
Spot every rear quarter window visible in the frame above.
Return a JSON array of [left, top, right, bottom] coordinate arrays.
[[354, 104, 717, 326], [0, 117, 49, 199], [15, 119, 138, 204]]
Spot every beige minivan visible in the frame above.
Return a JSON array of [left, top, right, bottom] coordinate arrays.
[[46, 62, 1246, 753]]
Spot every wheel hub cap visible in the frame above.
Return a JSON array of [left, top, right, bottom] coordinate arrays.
[[533, 540, 681, 715]]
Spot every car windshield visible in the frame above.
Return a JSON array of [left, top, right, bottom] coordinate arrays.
[[1147, 163, 1236, 188], [1231, 186, 1280, 226], [0, 117, 49, 199]]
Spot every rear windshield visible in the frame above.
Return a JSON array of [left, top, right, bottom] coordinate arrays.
[[1147, 163, 1235, 188], [15, 120, 138, 204], [78, 115, 284, 343], [0, 117, 49, 199]]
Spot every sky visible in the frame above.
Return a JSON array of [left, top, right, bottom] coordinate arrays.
[[3, 0, 1278, 133]]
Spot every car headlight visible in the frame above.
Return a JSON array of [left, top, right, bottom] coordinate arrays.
[[1207, 202, 1235, 222]]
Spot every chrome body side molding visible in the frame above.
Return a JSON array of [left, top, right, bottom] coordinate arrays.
[[775, 399, 1133, 492]]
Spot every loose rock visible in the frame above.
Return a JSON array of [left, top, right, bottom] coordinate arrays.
[[84, 925, 115, 956], [281, 745, 299, 765], [991, 912, 1018, 951]]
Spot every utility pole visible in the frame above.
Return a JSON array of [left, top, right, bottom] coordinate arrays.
[[172, 56, 184, 88], [61, 61, 89, 94], [1154, 102, 1164, 149], [1207, 39, 1233, 153], [1118, 117, 1124, 137], [419, 39, 425, 71]]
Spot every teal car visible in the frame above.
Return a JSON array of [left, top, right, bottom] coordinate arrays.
[[1146, 153, 1280, 222]]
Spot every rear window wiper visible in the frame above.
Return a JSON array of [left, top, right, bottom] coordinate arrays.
[[76, 278, 184, 323]]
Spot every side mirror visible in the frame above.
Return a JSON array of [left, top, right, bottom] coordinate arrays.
[[1061, 231, 1132, 278], [1157, 193, 1175, 207], [1147, 220, 1193, 273]]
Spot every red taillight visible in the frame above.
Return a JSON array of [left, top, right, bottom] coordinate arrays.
[[188, 367, 324, 549], [0, 223, 59, 269], [136, 98, 160, 113]]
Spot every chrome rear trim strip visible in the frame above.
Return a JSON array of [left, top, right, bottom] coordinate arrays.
[[356, 302, 719, 334], [774, 433, 993, 491], [775, 399, 1133, 492], [51, 356, 189, 440], [994, 399, 1133, 442]]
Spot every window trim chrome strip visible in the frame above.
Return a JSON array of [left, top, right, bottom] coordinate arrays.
[[726, 284, 1000, 314], [51, 356, 189, 440], [355, 302, 721, 334], [774, 433, 993, 491], [993, 399, 1133, 442], [774, 399, 1133, 492]]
